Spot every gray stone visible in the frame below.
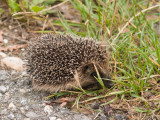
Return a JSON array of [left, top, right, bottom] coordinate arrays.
[[7, 114, 15, 120], [114, 114, 126, 120], [73, 114, 92, 120], [15, 114, 23, 120], [0, 70, 9, 81], [25, 111, 41, 118], [10, 70, 16, 75], [0, 86, 7, 93], [24, 105, 29, 111], [20, 98, 27, 106], [0, 109, 8, 115]]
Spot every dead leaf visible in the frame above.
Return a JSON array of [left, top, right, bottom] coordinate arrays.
[[0, 44, 27, 52], [60, 102, 67, 107], [103, 104, 112, 116], [78, 108, 93, 115], [54, 97, 75, 103]]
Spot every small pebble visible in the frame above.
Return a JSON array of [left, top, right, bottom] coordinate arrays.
[[8, 102, 16, 111], [91, 103, 99, 109], [8, 25, 12, 29], [22, 71, 27, 75], [20, 107, 25, 114], [0, 70, 9, 81], [57, 118, 62, 120], [0, 109, 8, 115], [49, 116, 57, 120], [4, 93, 10, 102], [0, 86, 7, 93], [21, 48, 25, 51], [11, 70, 16, 75], [20, 98, 27, 105], [14, 29, 18, 32], [3, 39, 8, 44], [7, 114, 15, 120], [26, 111, 41, 118], [19, 89, 26, 93], [114, 114, 126, 120], [24, 105, 29, 111], [24, 118, 30, 120], [44, 105, 53, 115]]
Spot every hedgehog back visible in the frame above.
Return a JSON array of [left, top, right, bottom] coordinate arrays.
[[26, 34, 107, 87]]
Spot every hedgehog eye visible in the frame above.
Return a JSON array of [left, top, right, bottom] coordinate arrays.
[[90, 72, 97, 77]]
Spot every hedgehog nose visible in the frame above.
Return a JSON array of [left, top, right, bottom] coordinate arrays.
[[106, 81, 114, 88], [102, 79, 114, 88], [102, 75, 114, 88]]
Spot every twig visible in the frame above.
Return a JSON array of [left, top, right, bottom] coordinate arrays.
[[3, 33, 28, 43], [149, 57, 160, 67], [142, 75, 160, 80], [111, 4, 160, 45], [13, 0, 69, 16], [39, 0, 69, 13], [42, 15, 49, 31], [110, 0, 117, 36], [94, 112, 101, 119], [13, 12, 41, 16]]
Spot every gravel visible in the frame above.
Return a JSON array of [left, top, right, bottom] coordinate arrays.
[[0, 70, 94, 120], [0, 70, 129, 120], [0, 70, 9, 81], [0, 86, 7, 93]]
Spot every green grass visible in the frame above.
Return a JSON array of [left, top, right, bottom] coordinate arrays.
[[9, 0, 160, 118], [55, 0, 160, 98], [54, 0, 160, 116]]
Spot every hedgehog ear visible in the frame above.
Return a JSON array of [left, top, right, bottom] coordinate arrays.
[[100, 43, 112, 59], [96, 41, 106, 49], [97, 41, 112, 52], [100, 45, 107, 51]]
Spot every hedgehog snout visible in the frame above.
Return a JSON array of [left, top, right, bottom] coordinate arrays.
[[102, 74, 114, 89], [91, 72, 113, 89], [102, 79, 114, 89]]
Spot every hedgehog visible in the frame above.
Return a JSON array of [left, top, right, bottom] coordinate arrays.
[[25, 34, 113, 92]]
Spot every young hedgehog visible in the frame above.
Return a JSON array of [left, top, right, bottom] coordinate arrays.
[[26, 34, 113, 92]]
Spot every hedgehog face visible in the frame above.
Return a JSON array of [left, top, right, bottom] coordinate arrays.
[[78, 62, 113, 89]]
